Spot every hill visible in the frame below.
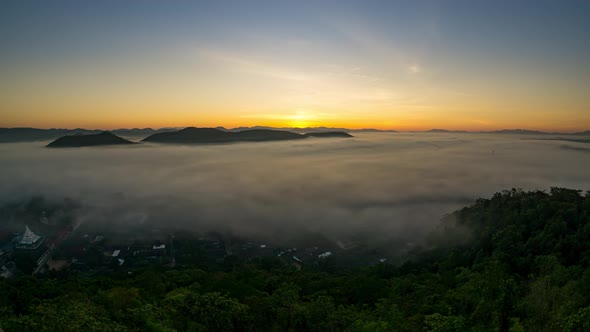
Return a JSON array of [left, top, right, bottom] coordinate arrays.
[[143, 127, 352, 144], [2, 127, 587, 143], [425, 129, 468, 133], [0, 128, 175, 143], [304, 131, 354, 138], [487, 129, 547, 135], [46, 132, 135, 148], [111, 128, 176, 139], [230, 126, 395, 133], [0, 128, 100, 143], [232, 129, 304, 141]]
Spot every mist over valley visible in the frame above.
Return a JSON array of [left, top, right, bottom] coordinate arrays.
[[2, 132, 588, 253]]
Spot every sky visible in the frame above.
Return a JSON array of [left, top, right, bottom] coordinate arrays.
[[1, 0, 589, 131]]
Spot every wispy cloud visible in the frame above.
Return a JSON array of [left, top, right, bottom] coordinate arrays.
[[408, 64, 422, 74], [197, 48, 312, 82], [195, 46, 409, 109]]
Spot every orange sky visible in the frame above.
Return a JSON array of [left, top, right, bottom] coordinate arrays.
[[1, 2, 589, 132]]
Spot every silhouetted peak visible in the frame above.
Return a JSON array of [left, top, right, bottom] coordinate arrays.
[[46, 132, 134, 148]]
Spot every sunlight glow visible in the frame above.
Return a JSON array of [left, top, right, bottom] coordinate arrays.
[[288, 110, 315, 128]]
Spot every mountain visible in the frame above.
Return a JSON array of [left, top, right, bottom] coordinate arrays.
[[46, 132, 135, 148], [143, 127, 353, 144], [304, 131, 353, 138], [229, 126, 394, 133], [231, 129, 305, 141], [423, 128, 590, 135], [143, 127, 302, 144], [143, 127, 237, 144], [425, 129, 468, 133], [0, 127, 174, 143], [4, 126, 586, 142], [487, 129, 547, 135], [0, 128, 100, 143], [111, 128, 176, 139]]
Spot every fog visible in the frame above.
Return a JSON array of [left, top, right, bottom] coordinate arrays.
[[1, 133, 589, 248]]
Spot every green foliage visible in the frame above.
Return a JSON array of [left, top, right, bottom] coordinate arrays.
[[563, 306, 590, 332], [2, 294, 126, 332], [509, 318, 525, 332], [425, 313, 465, 332], [1, 188, 590, 331], [186, 292, 251, 331]]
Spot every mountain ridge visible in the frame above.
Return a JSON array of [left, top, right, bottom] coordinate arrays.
[[142, 127, 352, 144], [1, 126, 589, 143], [46, 132, 135, 148]]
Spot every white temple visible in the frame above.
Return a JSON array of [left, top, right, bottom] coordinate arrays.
[[16, 225, 44, 250]]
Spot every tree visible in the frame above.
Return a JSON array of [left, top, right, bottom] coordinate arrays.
[[188, 292, 250, 332], [425, 313, 465, 332]]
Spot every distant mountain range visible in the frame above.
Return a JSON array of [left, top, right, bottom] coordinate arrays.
[[143, 127, 353, 144], [304, 132, 354, 138], [44, 128, 353, 148], [225, 126, 396, 134], [0, 126, 374, 143], [46, 132, 135, 148], [423, 128, 589, 135], [486, 129, 548, 135], [423, 128, 590, 135], [0, 127, 174, 143], [425, 129, 468, 133], [1, 126, 588, 144]]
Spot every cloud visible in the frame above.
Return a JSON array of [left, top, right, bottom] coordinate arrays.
[[0, 133, 589, 251], [560, 144, 590, 153], [408, 64, 422, 74], [197, 48, 312, 82]]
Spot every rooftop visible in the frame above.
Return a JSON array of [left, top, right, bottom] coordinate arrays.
[[20, 226, 41, 245]]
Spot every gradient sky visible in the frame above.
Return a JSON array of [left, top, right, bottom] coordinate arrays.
[[1, 0, 589, 131]]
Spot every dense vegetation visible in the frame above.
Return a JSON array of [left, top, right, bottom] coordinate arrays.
[[2, 188, 590, 331]]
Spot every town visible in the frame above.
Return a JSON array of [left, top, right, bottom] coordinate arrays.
[[0, 197, 392, 278]]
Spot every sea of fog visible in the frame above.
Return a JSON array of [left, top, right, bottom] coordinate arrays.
[[1, 133, 589, 246]]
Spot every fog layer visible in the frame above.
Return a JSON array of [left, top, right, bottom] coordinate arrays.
[[1, 133, 589, 246]]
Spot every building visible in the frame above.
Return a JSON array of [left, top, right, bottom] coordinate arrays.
[[40, 211, 52, 225], [15, 226, 45, 250], [151, 244, 166, 256], [14, 226, 50, 274]]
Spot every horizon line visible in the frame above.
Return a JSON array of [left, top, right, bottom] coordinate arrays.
[[1, 125, 588, 134]]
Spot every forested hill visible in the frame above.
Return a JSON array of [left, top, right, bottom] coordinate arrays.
[[46, 132, 134, 148], [2, 188, 590, 332], [142, 127, 353, 144]]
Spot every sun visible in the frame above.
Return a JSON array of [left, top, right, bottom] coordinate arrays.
[[288, 110, 314, 128]]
